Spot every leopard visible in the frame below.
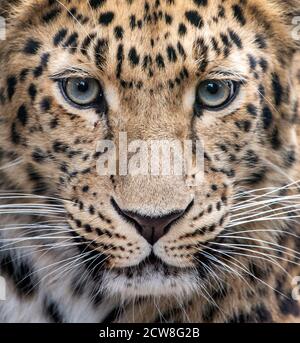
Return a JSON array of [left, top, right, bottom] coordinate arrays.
[[0, 0, 300, 323]]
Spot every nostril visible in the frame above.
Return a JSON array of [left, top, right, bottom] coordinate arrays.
[[111, 198, 194, 245], [125, 211, 185, 245]]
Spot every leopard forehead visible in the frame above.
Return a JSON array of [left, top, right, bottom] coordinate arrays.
[[4, 0, 289, 88]]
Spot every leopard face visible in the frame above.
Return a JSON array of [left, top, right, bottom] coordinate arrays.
[[0, 0, 299, 300]]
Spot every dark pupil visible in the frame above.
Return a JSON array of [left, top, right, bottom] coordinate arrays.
[[77, 79, 89, 93], [206, 82, 220, 95]]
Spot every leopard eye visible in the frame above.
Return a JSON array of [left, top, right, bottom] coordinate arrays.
[[61, 78, 103, 107], [196, 80, 238, 110]]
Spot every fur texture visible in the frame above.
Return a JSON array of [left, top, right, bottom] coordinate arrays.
[[0, 0, 300, 322]]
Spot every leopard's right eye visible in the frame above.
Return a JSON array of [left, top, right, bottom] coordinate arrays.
[[60, 78, 104, 108], [196, 80, 239, 111]]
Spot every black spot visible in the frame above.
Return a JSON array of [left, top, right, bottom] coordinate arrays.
[[63, 32, 79, 50], [255, 304, 273, 322], [82, 185, 89, 193], [177, 42, 186, 59], [262, 106, 273, 129], [202, 303, 218, 322], [94, 39, 108, 70], [232, 4, 246, 26], [128, 47, 140, 66], [227, 312, 251, 323], [11, 122, 20, 144], [23, 39, 41, 55], [228, 30, 242, 49], [42, 7, 61, 23], [49, 118, 59, 129], [114, 26, 124, 40], [156, 54, 165, 69], [185, 10, 203, 28], [167, 45, 177, 62], [278, 296, 300, 317], [99, 11, 114, 26], [130, 15, 137, 30], [246, 167, 267, 184], [165, 13, 173, 24], [53, 28, 68, 46], [33, 66, 43, 78], [17, 105, 28, 126], [89, 0, 106, 9], [7, 76, 17, 100], [270, 127, 281, 150], [193, 0, 207, 6], [40, 97, 51, 112], [236, 120, 251, 132], [272, 73, 283, 106], [28, 84, 37, 102], [248, 54, 257, 70], [178, 23, 187, 36], [285, 150, 296, 168], [244, 150, 259, 167], [32, 148, 47, 163], [26, 164, 48, 194], [44, 298, 64, 323], [20, 69, 30, 82], [254, 34, 267, 49], [247, 104, 258, 117], [116, 44, 124, 78], [259, 58, 268, 72]]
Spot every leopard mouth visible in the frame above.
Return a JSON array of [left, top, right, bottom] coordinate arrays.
[[114, 252, 193, 276], [71, 226, 226, 296], [100, 254, 199, 298]]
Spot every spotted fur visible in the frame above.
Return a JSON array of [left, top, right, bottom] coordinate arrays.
[[0, 0, 300, 322]]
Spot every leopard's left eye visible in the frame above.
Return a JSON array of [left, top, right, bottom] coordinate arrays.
[[61, 78, 103, 107], [196, 80, 238, 110]]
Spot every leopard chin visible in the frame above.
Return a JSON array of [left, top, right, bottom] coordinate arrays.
[[101, 262, 199, 299]]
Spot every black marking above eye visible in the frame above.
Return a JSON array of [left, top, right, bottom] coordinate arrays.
[[53, 28, 68, 46], [42, 7, 61, 23], [23, 39, 41, 55], [232, 4, 246, 26]]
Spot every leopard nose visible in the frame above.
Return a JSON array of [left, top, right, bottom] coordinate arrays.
[[125, 211, 186, 245], [112, 198, 193, 245]]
